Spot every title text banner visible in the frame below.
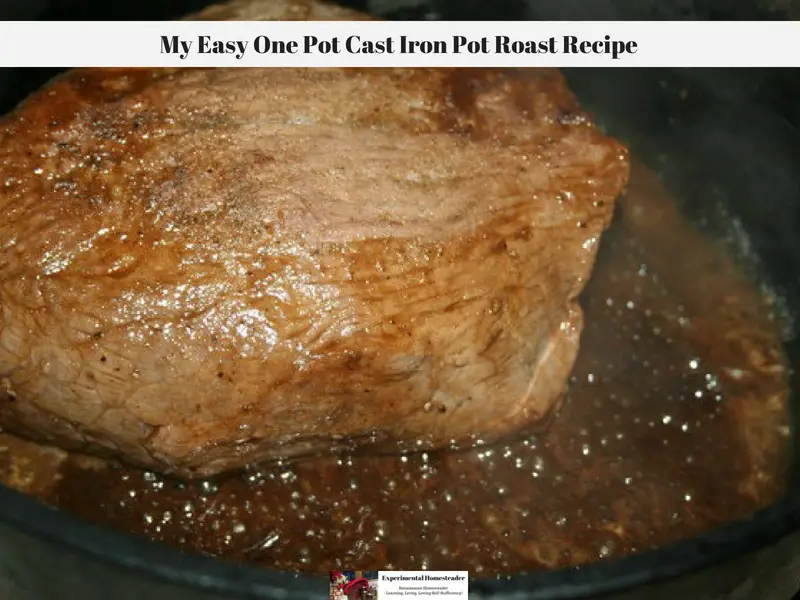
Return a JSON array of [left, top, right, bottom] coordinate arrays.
[[0, 21, 797, 67]]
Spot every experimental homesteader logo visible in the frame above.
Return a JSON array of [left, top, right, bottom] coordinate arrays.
[[379, 571, 469, 598], [330, 571, 378, 599]]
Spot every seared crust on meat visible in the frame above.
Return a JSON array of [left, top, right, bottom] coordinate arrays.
[[0, 2, 628, 478]]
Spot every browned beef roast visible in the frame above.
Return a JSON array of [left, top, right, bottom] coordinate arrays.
[[0, 2, 629, 479]]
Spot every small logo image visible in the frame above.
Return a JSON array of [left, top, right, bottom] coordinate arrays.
[[329, 570, 378, 600]]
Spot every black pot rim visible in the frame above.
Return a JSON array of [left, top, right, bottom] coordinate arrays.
[[0, 482, 799, 599]]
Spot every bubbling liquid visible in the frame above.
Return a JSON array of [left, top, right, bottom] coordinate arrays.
[[0, 163, 791, 575]]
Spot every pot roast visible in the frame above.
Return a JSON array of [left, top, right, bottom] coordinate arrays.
[[0, 1, 629, 478]]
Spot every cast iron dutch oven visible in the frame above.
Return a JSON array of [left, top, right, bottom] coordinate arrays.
[[0, 0, 798, 599]]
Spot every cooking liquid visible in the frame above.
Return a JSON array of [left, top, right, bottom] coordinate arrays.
[[0, 162, 792, 575]]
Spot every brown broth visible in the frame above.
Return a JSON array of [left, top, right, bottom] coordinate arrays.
[[0, 162, 791, 575]]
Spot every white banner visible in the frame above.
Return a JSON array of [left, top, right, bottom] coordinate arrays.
[[0, 20, 799, 67], [378, 571, 469, 598]]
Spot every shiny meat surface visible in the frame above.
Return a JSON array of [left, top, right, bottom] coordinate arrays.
[[0, 60, 629, 476]]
